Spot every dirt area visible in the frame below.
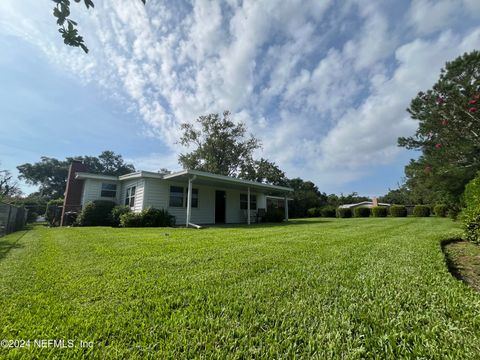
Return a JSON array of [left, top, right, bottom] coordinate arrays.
[[443, 240, 480, 292]]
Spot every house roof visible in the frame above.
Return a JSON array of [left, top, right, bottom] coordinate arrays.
[[75, 172, 118, 181], [75, 169, 293, 193], [163, 169, 293, 193], [339, 201, 391, 208]]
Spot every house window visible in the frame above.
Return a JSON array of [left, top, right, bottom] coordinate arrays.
[[169, 186, 184, 207], [101, 183, 117, 198], [186, 188, 199, 208], [240, 194, 257, 210], [125, 186, 136, 208]]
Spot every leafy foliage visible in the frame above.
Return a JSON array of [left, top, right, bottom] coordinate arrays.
[[45, 198, 64, 225], [336, 208, 352, 218], [52, 0, 146, 53], [461, 173, 480, 243], [390, 205, 408, 217], [413, 205, 431, 217], [372, 206, 388, 217], [240, 158, 287, 186], [287, 178, 326, 218], [179, 111, 260, 177], [398, 51, 480, 207], [307, 208, 321, 217], [0, 164, 21, 200], [354, 207, 371, 218], [433, 204, 449, 217], [111, 205, 131, 227], [76, 200, 116, 226], [17, 151, 134, 200], [320, 206, 336, 218], [119, 208, 175, 227]]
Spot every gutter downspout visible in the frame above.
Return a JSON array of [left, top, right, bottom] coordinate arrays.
[[186, 175, 197, 228]]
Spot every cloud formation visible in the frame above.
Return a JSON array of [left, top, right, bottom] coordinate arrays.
[[1, 0, 480, 191]]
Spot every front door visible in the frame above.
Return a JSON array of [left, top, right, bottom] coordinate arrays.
[[215, 190, 226, 224]]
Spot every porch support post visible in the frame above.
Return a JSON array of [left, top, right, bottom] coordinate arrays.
[[284, 194, 289, 222], [186, 177, 193, 228], [247, 186, 251, 225]]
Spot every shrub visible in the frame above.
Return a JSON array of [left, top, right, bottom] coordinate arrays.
[[307, 207, 321, 217], [462, 173, 480, 243], [45, 198, 64, 226], [320, 206, 336, 218], [265, 208, 285, 223], [433, 204, 448, 217], [413, 205, 430, 217], [336, 208, 352, 218], [354, 207, 371, 217], [111, 205, 131, 227], [120, 212, 143, 227], [140, 208, 175, 227], [120, 207, 175, 227], [390, 205, 407, 217], [76, 200, 116, 226], [372, 206, 388, 217]]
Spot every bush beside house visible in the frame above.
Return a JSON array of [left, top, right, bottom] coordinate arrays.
[[76, 200, 116, 226], [119, 208, 175, 227]]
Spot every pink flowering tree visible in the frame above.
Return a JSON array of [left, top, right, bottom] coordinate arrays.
[[398, 51, 480, 206]]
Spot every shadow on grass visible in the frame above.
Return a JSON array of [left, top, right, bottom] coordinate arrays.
[[209, 219, 334, 229], [441, 238, 468, 285], [0, 229, 29, 261]]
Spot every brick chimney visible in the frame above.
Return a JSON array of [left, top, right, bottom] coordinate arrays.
[[372, 197, 378, 207], [61, 161, 88, 226]]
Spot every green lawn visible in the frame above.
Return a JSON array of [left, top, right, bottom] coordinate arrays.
[[1, 218, 480, 359]]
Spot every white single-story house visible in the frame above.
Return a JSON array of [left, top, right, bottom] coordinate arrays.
[[339, 198, 390, 209], [61, 161, 293, 227]]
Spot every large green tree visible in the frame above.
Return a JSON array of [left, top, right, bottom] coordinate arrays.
[[52, 0, 146, 53], [178, 111, 261, 178], [398, 51, 480, 206], [178, 111, 290, 186], [17, 151, 134, 199]]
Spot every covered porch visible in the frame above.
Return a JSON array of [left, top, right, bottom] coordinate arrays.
[[163, 169, 293, 227]]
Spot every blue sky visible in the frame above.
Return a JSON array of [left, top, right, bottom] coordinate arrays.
[[1, 0, 480, 196]]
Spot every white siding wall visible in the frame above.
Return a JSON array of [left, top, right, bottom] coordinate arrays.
[[80, 177, 269, 224], [81, 179, 121, 205], [143, 179, 215, 225], [119, 179, 145, 213], [142, 178, 266, 225]]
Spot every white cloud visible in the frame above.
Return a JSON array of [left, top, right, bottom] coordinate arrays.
[[407, 0, 458, 35]]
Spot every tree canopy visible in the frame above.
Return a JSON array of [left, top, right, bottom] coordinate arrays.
[[52, 0, 146, 53], [17, 150, 135, 200], [398, 51, 480, 206], [179, 111, 288, 185]]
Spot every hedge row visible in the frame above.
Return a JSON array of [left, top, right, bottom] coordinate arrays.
[[462, 173, 480, 243]]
